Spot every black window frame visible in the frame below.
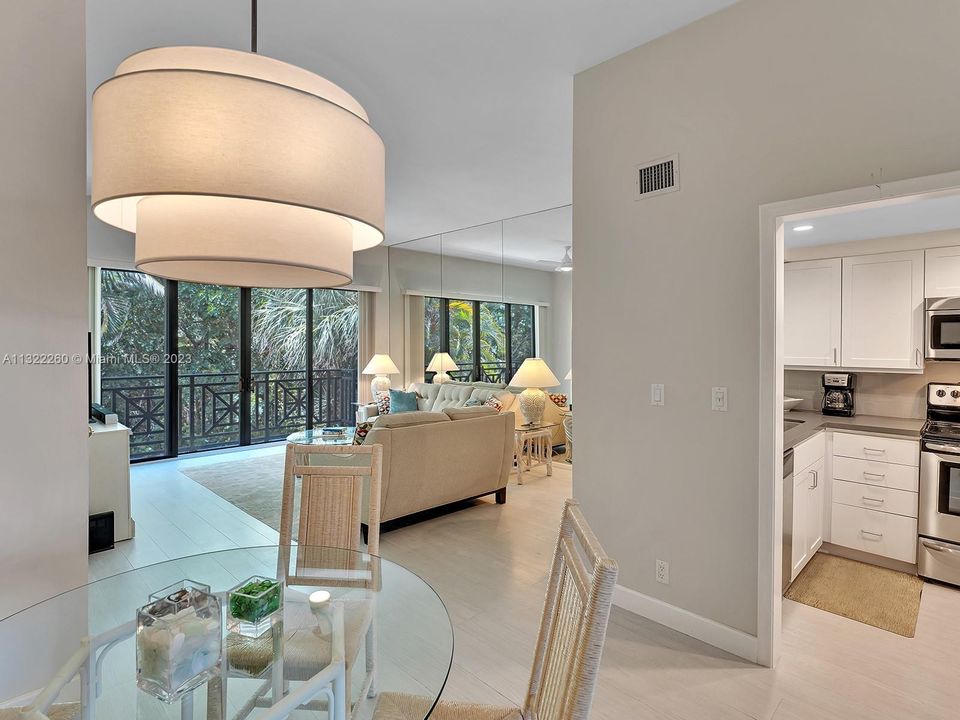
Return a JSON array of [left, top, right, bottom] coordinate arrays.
[[425, 296, 536, 384]]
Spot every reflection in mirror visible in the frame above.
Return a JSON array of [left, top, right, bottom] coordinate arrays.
[[387, 206, 572, 407], [503, 206, 572, 399]]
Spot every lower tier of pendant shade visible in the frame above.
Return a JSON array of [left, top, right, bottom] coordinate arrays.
[[133, 194, 355, 288]]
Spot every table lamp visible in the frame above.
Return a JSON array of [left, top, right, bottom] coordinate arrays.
[[362, 354, 400, 396], [509, 358, 560, 425], [426, 352, 458, 384]]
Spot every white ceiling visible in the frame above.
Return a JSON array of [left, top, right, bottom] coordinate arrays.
[[86, 0, 737, 251], [785, 192, 960, 249]]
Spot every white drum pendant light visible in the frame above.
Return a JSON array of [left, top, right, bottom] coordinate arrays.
[[91, 23, 384, 288]]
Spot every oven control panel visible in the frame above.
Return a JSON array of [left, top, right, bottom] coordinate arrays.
[[928, 383, 960, 408]]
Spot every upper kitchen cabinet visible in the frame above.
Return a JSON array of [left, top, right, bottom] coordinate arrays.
[[925, 246, 960, 298], [783, 258, 841, 367], [784, 259, 842, 367], [841, 251, 924, 370]]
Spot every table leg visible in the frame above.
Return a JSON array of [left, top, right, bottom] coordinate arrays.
[[546, 436, 553, 477], [180, 688, 193, 720]]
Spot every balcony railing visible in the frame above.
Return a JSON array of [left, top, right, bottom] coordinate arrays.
[[100, 368, 358, 460]]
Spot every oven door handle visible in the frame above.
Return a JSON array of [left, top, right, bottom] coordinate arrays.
[[921, 539, 960, 556], [923, 441, 960, 456]]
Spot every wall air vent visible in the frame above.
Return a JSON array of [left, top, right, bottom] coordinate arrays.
[[634, 154, 679, 200]]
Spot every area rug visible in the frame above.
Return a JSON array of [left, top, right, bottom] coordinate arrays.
[[181, 454, 287, 531], [785, 552, 923, 637]]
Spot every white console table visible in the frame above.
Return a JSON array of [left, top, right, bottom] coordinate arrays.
[[88, 421, 134, 542]]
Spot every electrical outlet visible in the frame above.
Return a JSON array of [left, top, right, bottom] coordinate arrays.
[[656, 559, 669, 585], [712, 386, 728, 412], [651, 383, 665, 406]]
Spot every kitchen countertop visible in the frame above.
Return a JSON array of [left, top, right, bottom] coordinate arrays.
[[783, 410, 924, 452]]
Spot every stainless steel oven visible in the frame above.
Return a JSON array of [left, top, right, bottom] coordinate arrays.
[[919, 439, 960, 585], [926, 298, 960, 359]]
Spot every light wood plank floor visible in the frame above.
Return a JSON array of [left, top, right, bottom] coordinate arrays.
[[92, 445, 960, 719]]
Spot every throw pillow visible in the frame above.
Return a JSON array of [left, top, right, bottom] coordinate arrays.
[[389, 388, 419, 413], [484, 396, 504, 412], [375, 391, 391, 415], [353, 421, 374, 445], [549, 393, 568, 408], [464, 398, 483, 407]]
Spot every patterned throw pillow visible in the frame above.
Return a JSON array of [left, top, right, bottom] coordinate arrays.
[[375, 391, 391, 415], [484, 397, 504, 412], [353, 421, 374, 445], [549, 393, 568, 408]]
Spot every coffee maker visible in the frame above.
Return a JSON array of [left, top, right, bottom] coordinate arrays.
[[822, 373, 856, 417]]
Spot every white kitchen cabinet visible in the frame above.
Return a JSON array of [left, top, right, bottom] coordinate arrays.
[[840, 251, 924, 370], [925, 245, 960, 298], [806, 456, 826, 558], [790, 432, 826, 582], [830, 430, 919, 564], [792, 455, 825, 581], [784, 258, 842, 367]]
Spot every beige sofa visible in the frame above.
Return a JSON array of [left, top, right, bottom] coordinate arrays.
[[361, 407, 515, 524], [359, 381, 568, 446]]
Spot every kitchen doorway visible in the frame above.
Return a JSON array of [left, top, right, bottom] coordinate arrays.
[[757, 169, 960, 666]]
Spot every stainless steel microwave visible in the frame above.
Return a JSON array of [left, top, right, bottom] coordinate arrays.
[[927, 298, 960, 359]]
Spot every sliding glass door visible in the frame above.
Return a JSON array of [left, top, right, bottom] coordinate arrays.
[[251, 288, 309, 443], [177, 282, 242, 452], [97, 272, 359, 461], [98, 269, 169, 459]]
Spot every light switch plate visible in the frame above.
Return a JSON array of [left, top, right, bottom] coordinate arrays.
[[651, 383, 665, 406], [712, 387, 728, 412]]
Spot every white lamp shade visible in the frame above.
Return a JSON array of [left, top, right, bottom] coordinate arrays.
[[91, 46, 385, 288], [362, 354, 400, 376], [426, 352, 459, 373], [565, 369, 572, 380], [509, 358, 560, 389]]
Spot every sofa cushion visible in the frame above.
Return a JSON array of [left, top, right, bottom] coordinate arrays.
[[484, 397, 504, 412], [443, 406, 499, 421], [431, 383, 475, 411], [389, 389, 419, 413], [549, 393, 568, 408], [408, 382, 440, 411], [353, 421, 374, 445], [375, 391, 391, 415], [373, 411, 451, 429]]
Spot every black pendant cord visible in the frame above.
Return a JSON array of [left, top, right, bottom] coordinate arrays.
[[251, 0, 258, 53]]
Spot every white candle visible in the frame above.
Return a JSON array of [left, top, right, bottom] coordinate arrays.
[[308, 590, 331, 612]]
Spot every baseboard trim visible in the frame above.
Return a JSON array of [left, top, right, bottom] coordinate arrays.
[[613, 584, 758, 663]]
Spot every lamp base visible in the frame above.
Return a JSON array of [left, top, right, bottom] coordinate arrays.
[[433, 372, 452, 384], [370, 375, 391, 397], [518, 388, 546, 425]]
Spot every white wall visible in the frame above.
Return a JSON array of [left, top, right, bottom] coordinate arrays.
[[0, 0, 88, 693], [573, 0, 960, 640]]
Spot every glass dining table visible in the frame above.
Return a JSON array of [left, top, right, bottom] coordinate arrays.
[[0, 546, 453, 720]]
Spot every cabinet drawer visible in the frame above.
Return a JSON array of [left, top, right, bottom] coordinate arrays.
[[832, 456, 919, 492], [832, 479, 918, 518], [830, 504, 917, 563], [793, 431, 825, 474], [833, 432, 919, 467]]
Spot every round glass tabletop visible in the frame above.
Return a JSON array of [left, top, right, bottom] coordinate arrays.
[[0, 546, 452, 720], [286, 428, 356, 446]]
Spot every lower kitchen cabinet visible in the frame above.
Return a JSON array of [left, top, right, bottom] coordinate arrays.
[[792, 454, 825, 581], [829, 430, 919, 564], [830, 503, 918, 563]]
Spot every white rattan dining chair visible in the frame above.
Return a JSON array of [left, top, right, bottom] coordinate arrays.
[[226, 442, 384, 719], [372, 498, 618, 720]]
